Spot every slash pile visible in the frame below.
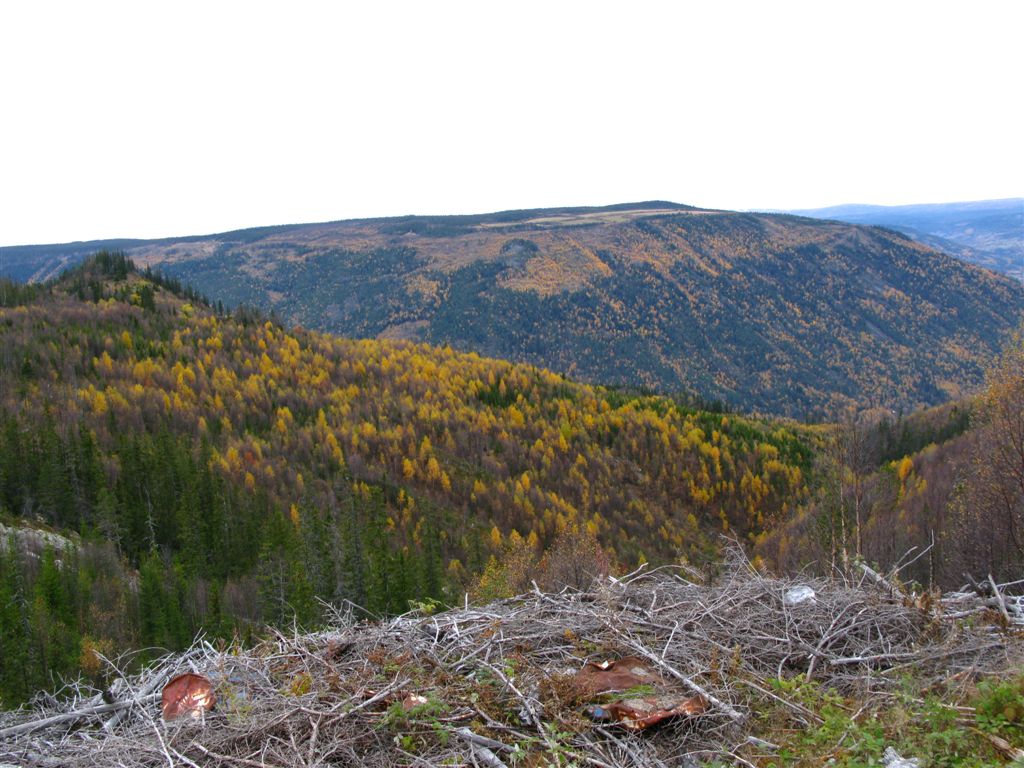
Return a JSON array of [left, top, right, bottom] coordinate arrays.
[[2, 552, 1020, 767]]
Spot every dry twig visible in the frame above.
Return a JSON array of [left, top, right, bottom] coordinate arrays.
[[1, 550, 1020, 767]]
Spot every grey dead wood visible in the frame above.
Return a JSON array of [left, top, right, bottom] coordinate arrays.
[[2, 550, 1022, 768]]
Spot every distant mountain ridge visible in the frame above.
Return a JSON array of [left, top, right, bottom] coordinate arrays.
[[0, 202, 698, 283], [786, 198, 1023, 280], [3, 201, 1023, 418]]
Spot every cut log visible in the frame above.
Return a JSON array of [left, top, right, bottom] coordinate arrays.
[[621, 640, 745, 722]]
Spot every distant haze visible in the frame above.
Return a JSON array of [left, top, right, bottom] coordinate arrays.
[[787, 198, 1024, 281], [0, 1, 1021, 245]]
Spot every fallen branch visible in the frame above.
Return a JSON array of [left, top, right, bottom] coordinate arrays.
[[860, 562, 905, 601], [0, 693, 160, 740], [987, 573, 1024, 627], [454, 727, 511, 767], [984, 731, 1024, 761], [104, 665, 170, 733]]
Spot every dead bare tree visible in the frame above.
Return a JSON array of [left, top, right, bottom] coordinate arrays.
[[956, 327, 1024, 581]]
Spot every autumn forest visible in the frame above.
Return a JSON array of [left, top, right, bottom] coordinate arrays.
[[0, 253, 811, 703], [0, 251, 1021, 709]]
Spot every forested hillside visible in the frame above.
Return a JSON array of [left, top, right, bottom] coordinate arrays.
[[758, 336, 1024, 591], [0, 254, 812, 704], [5, 203, 1022, 418]]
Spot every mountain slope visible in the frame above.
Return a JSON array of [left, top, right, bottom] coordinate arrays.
[[788, 198, 1024, 280], [759, 334, 1024, 592], [0, 254, 811, 701], [5, 203, 1022, 418]]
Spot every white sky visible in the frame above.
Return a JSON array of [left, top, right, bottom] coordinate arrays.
[[1, 1, 1021, 245]]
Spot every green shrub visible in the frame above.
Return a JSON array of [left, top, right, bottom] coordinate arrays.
[[974, 675, 1024, 739]]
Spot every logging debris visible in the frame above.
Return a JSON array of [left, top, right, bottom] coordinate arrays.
[[1, 552, 1021, 767]]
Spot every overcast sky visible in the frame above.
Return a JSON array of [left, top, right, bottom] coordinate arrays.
[[1, 1, 1021, 245]]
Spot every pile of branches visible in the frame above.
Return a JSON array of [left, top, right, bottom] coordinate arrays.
[[940, 574, 1024, 628], [2, 553, 1020, 768]]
